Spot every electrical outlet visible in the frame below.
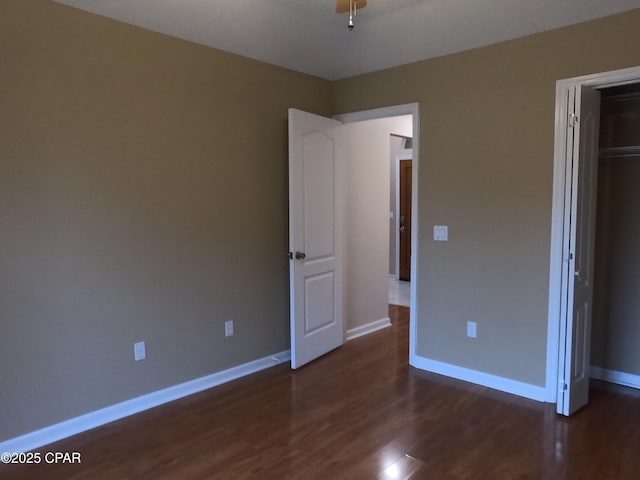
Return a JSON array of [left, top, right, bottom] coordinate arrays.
[[134, 341, 146, 361], [225, 320, 234, 337], [467, 322, 477, 338]]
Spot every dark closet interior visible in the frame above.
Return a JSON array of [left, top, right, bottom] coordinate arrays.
[[592, 82, 640, 382]]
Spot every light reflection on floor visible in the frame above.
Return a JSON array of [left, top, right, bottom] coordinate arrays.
[[381, 454, 426, 479]]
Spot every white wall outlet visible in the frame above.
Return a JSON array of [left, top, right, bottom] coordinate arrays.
[[434, 225, 448, 241], [134, 341, 146, 361], [467, 321, 477, 338], [225, 320, 234, 337]]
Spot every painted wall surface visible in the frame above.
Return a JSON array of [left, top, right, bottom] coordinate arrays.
[[341, 117, 412, 331], [389, 136, 403, 276], [332, 8, 640, 387], [592, 96, 640, 376], [0, 0, 331, 441]]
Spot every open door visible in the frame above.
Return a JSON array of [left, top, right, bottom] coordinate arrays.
[[398, 159, 412, 281], [288, 108, 344, 369], [557, 86, 601, 415]]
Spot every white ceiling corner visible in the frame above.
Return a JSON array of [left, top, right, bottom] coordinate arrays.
[[52, 0, 640, 80]]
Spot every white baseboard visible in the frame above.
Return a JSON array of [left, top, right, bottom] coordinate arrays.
[[410, 355, 547, 402], [0, 350, 291, 453], [346, 317, 391, 341], [590, 365, 640, 389]]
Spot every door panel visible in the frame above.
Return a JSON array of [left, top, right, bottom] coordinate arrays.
[[305, 272, 335, 333], [288, 108, 344, 369], [572, 304, 587, 379], [304, 132, 335, 259], [558, 85, 601, 415], [399, 159, 412, 281]]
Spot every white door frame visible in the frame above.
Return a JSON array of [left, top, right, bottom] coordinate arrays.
[[395, 153, 413, 281], [335, 103, 420, 364], [546, 65, 640, 403]]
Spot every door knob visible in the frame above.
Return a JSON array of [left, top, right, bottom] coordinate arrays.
[[399, 215, 406, 232], [295, 251, 306, 260]]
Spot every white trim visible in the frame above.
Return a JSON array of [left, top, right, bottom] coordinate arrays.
[[556, 65, 640, 90], [547, 65, 640, 407], [346, 317, 392, 340], [334, 103, 421, 368], [334, 103, 418, 124], [590, 365, 640, 390], [395, 153, 413, 281], [412, 355, 547, 402], [546, 80, 571, 404], [0, 350, 291, 453]]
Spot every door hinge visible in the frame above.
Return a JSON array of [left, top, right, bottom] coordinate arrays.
[[569, 113, 579, 127], [559, 381, 568, 391]]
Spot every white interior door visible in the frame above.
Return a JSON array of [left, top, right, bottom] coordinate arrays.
[[288, 108, 344, 369], [558, 85, 601, 415]]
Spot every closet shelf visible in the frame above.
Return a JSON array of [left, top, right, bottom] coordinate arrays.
[[600, 146, 640, 158]]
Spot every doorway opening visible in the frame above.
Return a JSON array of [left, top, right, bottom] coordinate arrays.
[[288, 105, 420, 368], [591, 83, 640, 391], [335, 104, 420, 364], [547, 66, 640, 415], [388, 135, 412, 307]]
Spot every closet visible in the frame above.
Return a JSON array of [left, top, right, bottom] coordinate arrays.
[[591, 83, 640, 385]]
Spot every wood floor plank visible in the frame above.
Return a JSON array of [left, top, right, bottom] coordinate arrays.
[[3, 305, 640, 479]]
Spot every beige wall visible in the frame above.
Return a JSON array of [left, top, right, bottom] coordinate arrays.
[[389, 136, 403, 275], [0, 0, 330, 441], [332, 9, 640, 387]]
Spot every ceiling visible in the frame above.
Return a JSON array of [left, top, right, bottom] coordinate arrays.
[[53, 0, 640, 80]]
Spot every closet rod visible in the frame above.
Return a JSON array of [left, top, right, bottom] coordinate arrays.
[[600, 146, 640, 159]]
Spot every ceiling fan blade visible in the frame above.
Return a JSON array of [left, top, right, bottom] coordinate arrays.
[[336, 0, 367, 14]]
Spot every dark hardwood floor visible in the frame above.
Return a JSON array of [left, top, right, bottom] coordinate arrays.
[[3, 305, 640, 479]]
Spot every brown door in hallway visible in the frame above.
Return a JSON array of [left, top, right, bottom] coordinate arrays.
[[399, 159, 412, 281]]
